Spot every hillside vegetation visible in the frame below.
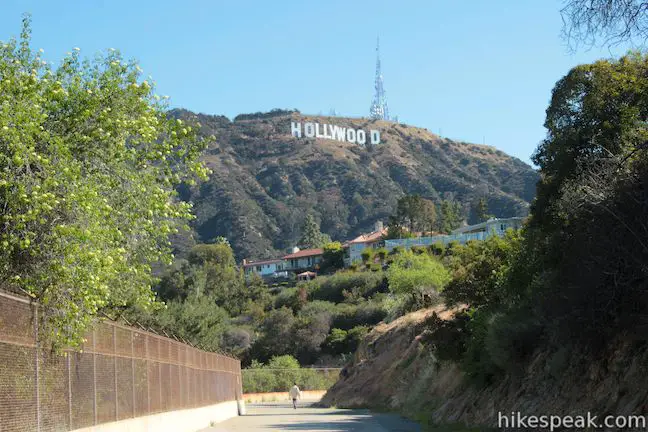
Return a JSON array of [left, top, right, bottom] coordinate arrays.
[[321, 52, 648, 430], [171, 109, 538, 260]]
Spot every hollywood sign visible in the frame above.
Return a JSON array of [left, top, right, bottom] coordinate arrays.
[[290, 122, 381, 145]]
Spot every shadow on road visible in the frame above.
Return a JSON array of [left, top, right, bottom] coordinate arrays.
[[206, 401, 422, 431], [265, 420, 391, 431]]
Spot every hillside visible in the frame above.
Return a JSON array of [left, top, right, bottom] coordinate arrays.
[[321, 306, 648, 429], [172, 109, 538, 260]]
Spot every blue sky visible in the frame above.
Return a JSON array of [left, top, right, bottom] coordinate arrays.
[[0, 1, 634, 163]]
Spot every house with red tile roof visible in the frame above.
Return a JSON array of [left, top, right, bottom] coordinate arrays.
[[342, 221, 388, 266], [241, 221, 389, 278], [282, 248, 324, 272]]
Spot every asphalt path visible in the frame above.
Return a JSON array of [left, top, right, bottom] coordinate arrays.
[[201, 400, 422, 432]]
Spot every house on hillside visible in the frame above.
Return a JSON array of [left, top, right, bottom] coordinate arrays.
[[384, 217, 526, 251], [451, 217, 524, 236], [343, 221, 388, 266], [242, 258, 285, 277], [241, 247, 325, 279], [282, 248, 324, 272]]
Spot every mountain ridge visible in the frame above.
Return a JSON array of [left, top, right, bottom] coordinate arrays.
[[171, 109, 538, 260]]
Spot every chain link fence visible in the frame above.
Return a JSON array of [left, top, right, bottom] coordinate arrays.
[[0, 290, 242, 432]]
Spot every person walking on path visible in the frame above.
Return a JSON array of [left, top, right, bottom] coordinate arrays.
[[289, 383, 301, 409]]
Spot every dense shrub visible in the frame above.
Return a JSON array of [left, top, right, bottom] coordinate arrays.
[[361, 248, 374, 264], [428, 242, 445, 256], [387, 250, 450, 311], [375, 248, 389, 262], [443, 232, 521, 309], [411, 245, 427, 255], [323, 328, 348, 355], [242, 355, 339, 393], [419, 311, 470, 362], [274, 287, 307, 312], [484, 311, 543, 371], [249, 307, 296, 363], [309, 271, 386, 303], [323, 325, 369, 355], [321, 242, 345, 273], [460, 308, 502, 385], [331, 300, 386, 330]]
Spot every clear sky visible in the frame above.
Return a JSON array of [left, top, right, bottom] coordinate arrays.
[[0, 1, 635, 164]]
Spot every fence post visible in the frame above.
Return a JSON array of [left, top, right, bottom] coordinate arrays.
[[145, 335, 150, 415], [93, 328, 97, 425], [158, 343, 162, 410], [113, 325, 118, 421], [67, 354, 72, 428], [177, 344, 182, 409], [131, 330, 135, 418], [34, 305, 41, 432]]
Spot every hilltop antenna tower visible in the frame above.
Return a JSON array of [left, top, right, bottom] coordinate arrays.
[[369, 37, 390, 120]]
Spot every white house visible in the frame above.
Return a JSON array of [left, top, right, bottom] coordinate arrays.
[[242, 258, 284, 277], [451, 217, 524, 236], [384, 217, 525, 251]]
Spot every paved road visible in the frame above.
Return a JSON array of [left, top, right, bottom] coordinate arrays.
[[202, 400, 422, 432]]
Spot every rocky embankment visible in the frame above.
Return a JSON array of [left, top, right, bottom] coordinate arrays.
[[320, 306, 648, 429]]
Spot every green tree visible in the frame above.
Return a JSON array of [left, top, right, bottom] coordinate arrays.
[[251, 307, 296, 362], [321, 241, 345, 272], [323, 328, 348, 355], [438, 199, 464, 233], [298, 214, 331, 249], [469, 197, 491, 224], [387, 250, 451, 310], [0, 18, 209, 348], [155, 242, 256, 316], [443, 231, 522, 309], [532, 52, 648, 229], [387, 195, 437, 237], [512, 52, 648, 342], [188, 242, 236, 268], [267, 354, 300, 369]]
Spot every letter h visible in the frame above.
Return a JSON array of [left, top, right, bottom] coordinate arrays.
[[291, 122, 302, 138]]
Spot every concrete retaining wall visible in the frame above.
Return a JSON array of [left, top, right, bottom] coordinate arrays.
[[242, 390, 327, 403], [70, 400, 239, 432]]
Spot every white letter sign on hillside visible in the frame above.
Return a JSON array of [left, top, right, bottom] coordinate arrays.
[[290, 122, 381, 146]]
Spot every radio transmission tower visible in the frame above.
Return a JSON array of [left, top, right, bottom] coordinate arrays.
[[369, 37, 390, 120]]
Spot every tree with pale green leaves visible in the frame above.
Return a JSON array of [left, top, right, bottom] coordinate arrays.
[[0, 17, 210, 349], [387, 250, 451, 310]]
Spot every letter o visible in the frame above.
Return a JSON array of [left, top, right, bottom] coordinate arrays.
[[346, 128, 356, 143], [356, 130, 366, 145], [305, 122, 315, 138]]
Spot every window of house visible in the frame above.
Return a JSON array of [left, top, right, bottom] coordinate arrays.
[[256, 266, 262, 272]]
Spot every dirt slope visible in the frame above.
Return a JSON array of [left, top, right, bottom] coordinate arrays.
[[321, 306, 648, 429]]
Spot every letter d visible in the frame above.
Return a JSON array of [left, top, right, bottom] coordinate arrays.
[[370, 130, 381, 144]]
